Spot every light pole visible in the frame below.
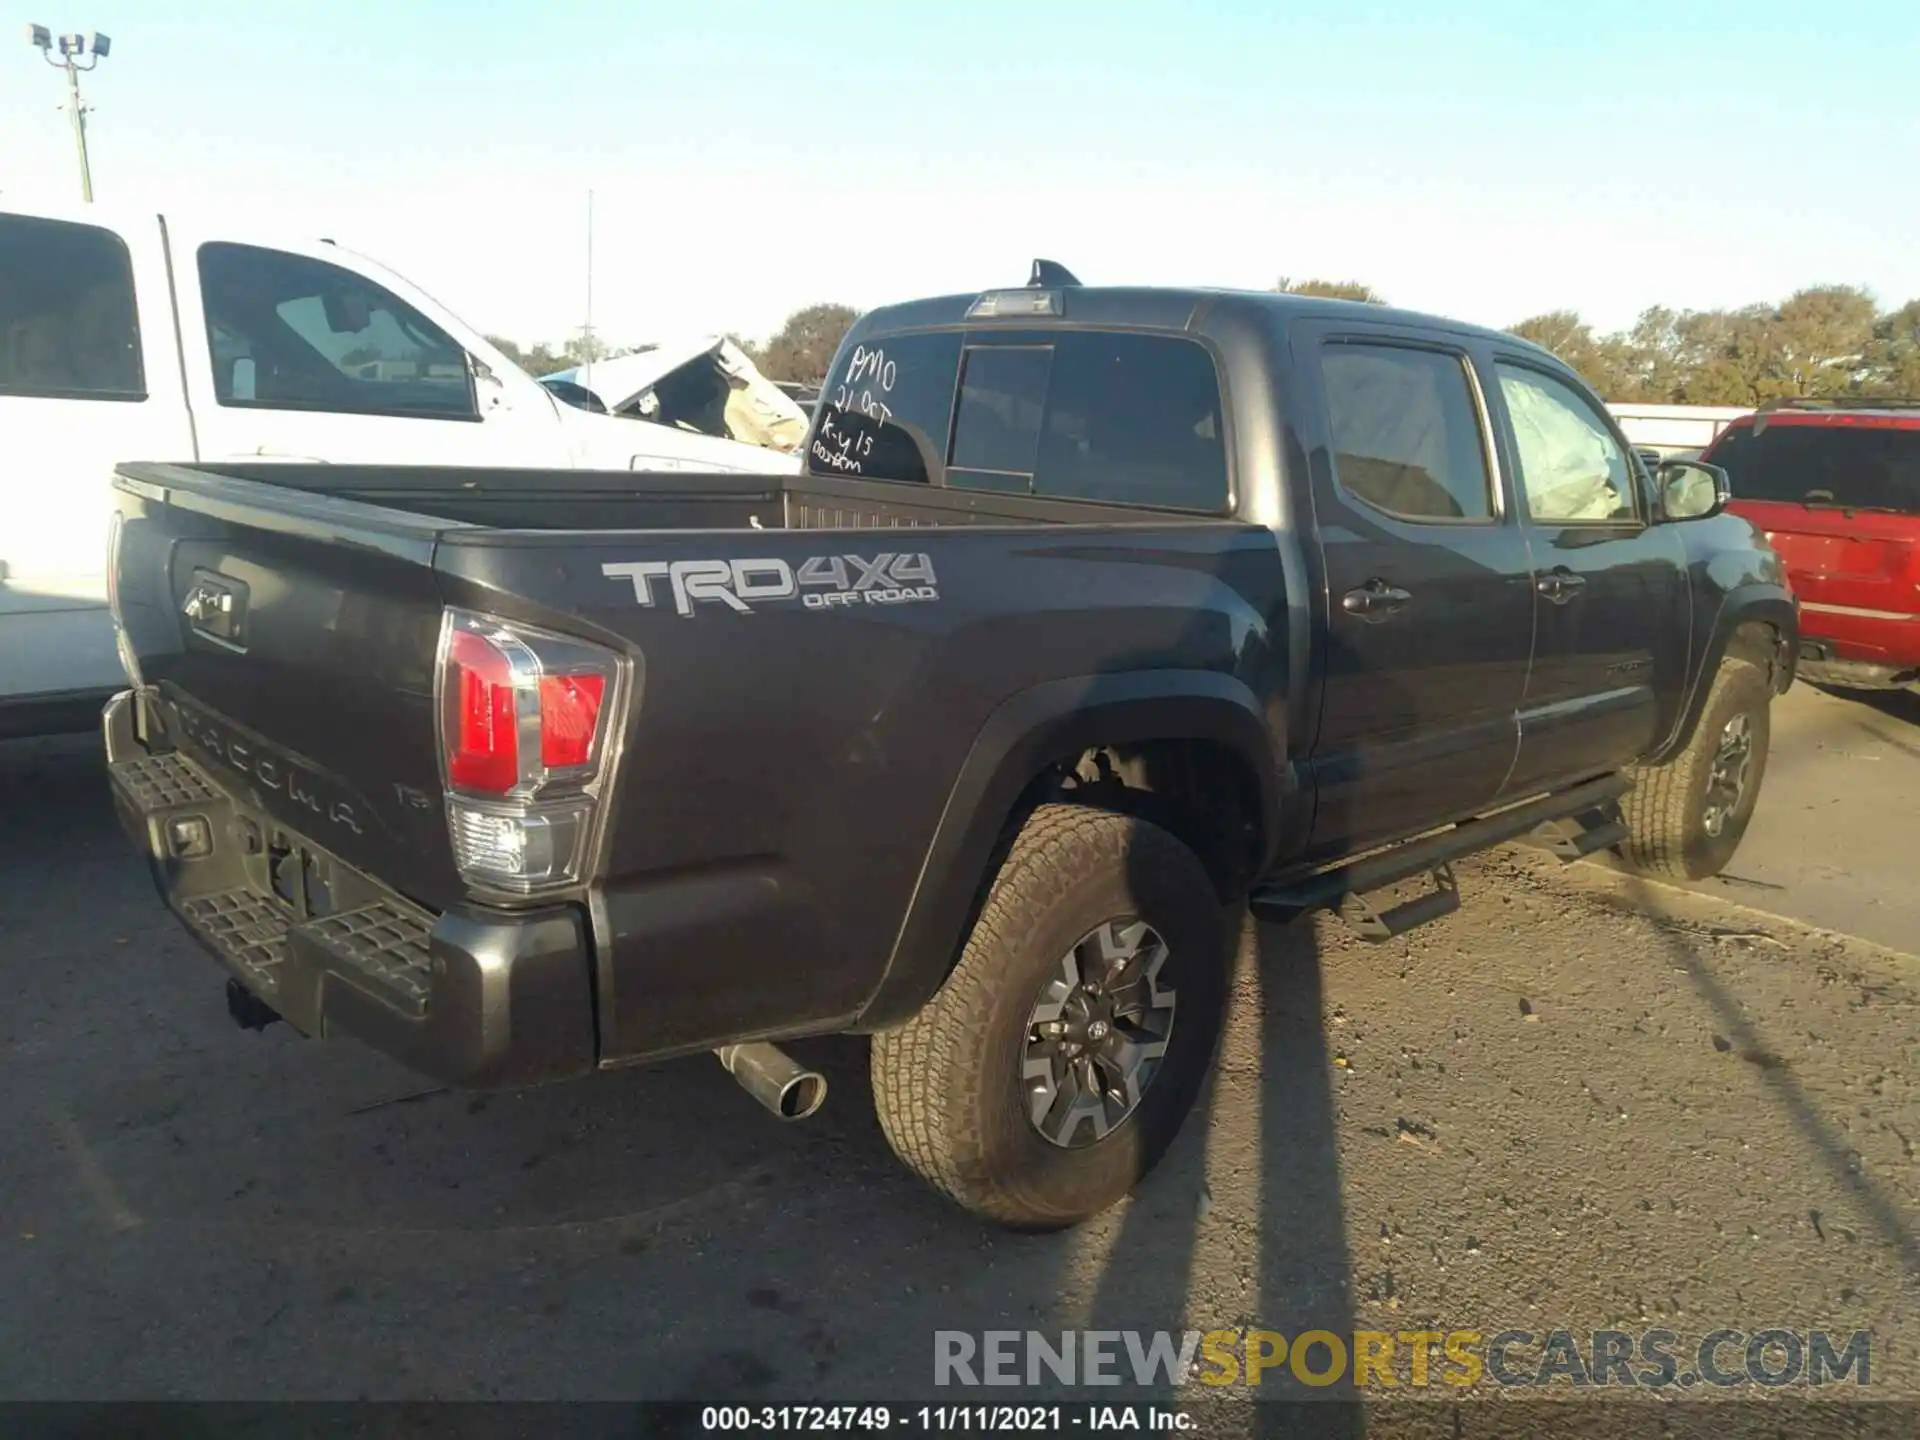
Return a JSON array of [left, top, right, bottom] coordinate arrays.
[[26, 24, 111, 203]]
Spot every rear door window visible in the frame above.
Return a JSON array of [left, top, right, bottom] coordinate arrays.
[[1711, 423, 1920, 515], [0, 213, 144, 400], [1319, 343, 1495, 522]]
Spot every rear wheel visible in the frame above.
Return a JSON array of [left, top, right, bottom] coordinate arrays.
[[870, 804, 1229, 1229], [1618, 655, 1772, 880]]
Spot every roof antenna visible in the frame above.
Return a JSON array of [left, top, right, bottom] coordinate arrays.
[[1029, 259, 1081, 288]]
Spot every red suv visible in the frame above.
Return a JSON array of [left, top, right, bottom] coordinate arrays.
[[1705, 398, 1920, 694]]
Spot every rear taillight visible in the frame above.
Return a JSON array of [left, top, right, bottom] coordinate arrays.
[[434, 609, 624, 895], [445, 627, 520, 793], [539, 673, 606, 767]]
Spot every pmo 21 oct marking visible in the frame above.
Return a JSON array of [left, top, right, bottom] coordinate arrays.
[[603, 553, 939, 617]]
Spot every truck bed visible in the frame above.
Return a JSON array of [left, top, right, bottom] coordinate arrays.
[[133, 461, 1203, 534], [108, 460, 1280, 1066]]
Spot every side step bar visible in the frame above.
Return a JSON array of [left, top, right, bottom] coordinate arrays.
[[1249, 773, 1633, 941], [1521, 803, 1630, 862]]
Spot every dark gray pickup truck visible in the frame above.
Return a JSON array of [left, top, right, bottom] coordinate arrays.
[[103, 265, 1797, 1228]]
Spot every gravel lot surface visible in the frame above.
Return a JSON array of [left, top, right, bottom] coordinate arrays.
[[1, 685, 1913, 1428]]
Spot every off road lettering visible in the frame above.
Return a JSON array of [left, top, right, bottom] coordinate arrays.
[[603, 553, 939, 616]]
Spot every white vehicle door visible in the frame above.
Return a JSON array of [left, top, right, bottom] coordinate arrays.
[[163, 224, 565, 467], [0, 206, 196, 704]]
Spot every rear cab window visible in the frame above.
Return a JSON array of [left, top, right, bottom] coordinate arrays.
[[0, 213, 145, 401], [1711, 419, 1920, 515], [807, 326, 1230, 512]]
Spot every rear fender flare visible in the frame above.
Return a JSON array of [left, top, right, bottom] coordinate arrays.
[[853, 670, 1287, 1030], [1650, 586, 1797, 765]]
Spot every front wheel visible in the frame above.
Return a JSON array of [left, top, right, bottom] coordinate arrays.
[[871, 804, 1229, 1230], [1618, 655, 1773, 880]]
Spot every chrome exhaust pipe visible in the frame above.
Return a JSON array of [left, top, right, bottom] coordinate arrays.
[[715, 1042, 827, 1120]]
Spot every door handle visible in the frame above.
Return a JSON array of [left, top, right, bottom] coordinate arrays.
[[1536, 570, 1588, 605], [1341, 580, 1412, 619]]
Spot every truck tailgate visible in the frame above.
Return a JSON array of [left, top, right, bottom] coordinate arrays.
[[112, 468, 464, 911]]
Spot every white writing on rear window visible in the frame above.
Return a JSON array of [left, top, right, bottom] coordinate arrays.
[[809, 344, 900, 475]]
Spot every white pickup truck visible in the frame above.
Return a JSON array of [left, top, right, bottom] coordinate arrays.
[[0, 199, 799, 737]]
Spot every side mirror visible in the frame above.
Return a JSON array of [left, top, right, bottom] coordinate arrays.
[[1659, 459, 1731, 521]]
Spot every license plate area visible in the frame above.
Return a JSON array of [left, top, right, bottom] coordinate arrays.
[[235, 813, 353, 922]]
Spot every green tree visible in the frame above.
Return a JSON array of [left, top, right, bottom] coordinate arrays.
[[1508, 311, 1636, 397], [1673, 305, 1790, 405], [565, 329, 615, 367], [1770, 285, 1877, 397], [1618, 306, 1686, 402], [485, 333, 624, 377], [1861, 298, 1920, 397], [483, 334, 529, 369], [483, 335, 573, 376], [1275, 277, 1386, 304], [757, 303, 861, 384]]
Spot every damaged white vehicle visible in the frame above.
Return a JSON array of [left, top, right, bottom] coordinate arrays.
[[543, 336, 812, 459]]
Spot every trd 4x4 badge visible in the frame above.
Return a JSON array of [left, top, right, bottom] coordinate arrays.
[[602, 553, 939, 617]]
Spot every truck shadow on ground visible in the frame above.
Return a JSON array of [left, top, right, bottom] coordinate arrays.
[[1847, 687, 1920, 761], [1, 734, 1358, 1425], [1617, 873, 1919, 1278]]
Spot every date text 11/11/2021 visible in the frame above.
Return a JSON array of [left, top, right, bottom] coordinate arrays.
[[700, 1406, 1197, 1433]]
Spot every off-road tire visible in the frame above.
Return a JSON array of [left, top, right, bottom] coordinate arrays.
[[871, 804, 1229, 1229], [1618, 655, 1772, 880]]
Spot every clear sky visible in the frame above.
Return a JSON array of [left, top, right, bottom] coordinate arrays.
[[4, 1, 1916, 349]]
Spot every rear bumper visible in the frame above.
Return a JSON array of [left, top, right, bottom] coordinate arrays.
[[1794, 601, 1920, 669], [103, 690, 597, 1089], [1795, 640, 1920, 692]]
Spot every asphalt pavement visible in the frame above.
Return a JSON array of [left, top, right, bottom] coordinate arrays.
[[0, 684, 1913, 1416], [1653, 684, 1920, 955]]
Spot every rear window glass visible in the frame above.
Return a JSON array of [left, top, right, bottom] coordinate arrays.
[[808, 327, 1229, 510], [951, 347, 1052, 486], [808, 331, 963, 483], [1711, 422, 1920, 515]]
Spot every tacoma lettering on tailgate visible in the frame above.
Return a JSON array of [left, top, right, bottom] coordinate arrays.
[[174, 705, 365, 836]]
